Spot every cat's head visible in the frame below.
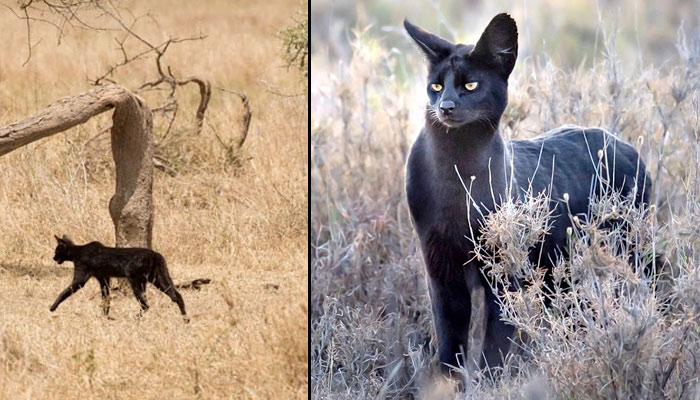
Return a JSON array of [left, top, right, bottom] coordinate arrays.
[[404, 13, 518, 129], [53, 235, 75, 264]]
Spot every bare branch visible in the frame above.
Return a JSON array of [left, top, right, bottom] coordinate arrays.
[[257, 79, 304, 98], [153, 155, 177, 177], [177, 77, 211, 135], [217, 87, 252, 148], [11, 0, 214, 147]]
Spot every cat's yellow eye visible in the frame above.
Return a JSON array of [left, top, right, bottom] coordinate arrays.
[[431, 83, 442, 92], [465, 82, 479, 91]]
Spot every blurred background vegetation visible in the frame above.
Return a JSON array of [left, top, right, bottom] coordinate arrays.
[[312, 0, 700, 70]]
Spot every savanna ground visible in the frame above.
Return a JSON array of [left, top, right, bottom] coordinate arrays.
[[312, 1, 700, 398], [0, 0, 307, 398]]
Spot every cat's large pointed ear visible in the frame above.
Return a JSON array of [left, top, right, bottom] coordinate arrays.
[[60, 235, 74, 245], [404, 19, 454, 64], [54, 235, 61, 243], [471, 13, 518, 78]]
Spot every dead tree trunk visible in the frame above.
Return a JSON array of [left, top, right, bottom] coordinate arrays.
[[0, 84, 154, 248]]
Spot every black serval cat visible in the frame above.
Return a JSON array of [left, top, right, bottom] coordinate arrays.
[[404, 14, 650, 372], [50, 235, 209, 322]]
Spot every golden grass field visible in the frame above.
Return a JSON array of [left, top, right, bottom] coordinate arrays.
[[0, 1, 307, 398]]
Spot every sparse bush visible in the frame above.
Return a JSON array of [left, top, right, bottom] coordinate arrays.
[[280, 7, 309, 78]]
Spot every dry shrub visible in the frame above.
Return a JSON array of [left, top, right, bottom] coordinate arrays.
[[472, 186, 699, 399], [311, 17, 700, 399]]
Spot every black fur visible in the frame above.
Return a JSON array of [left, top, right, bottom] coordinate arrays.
[[50, 235, 197, 322], [404, 14, 650, 371]]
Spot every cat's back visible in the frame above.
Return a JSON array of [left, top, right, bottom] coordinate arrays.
[[510, 125, 648, 198], [106, 246, 163, 262], [82, 242, 161, 262], [511, 124, 641, 163]]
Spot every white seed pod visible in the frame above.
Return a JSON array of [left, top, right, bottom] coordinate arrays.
[[566, 227, 573, 236], [573, 216, 580, 225], [470, 175, 476, 182], [563, 193, 569, 202], [597, 149, 604, 159]]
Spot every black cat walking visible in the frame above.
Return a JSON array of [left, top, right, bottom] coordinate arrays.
[[50, 235, 190, 322]]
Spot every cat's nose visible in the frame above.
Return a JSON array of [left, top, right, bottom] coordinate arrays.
[[439, 101, 455, 115]]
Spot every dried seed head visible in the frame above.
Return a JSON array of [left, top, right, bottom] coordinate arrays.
[[573, 216, 580, 225], [650, 204, 656, 214], [470, 175, 476, 182], [638, 136, 644, 146], [597, 149, 604, 159], [563, 193, 569, 202], [672, 83, 687, 103], [566, 227, 573, 236]]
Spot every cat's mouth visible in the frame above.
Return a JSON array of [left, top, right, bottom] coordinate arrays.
[[435, 110, 493, 129], [432, 108, 470, 128], [436, 113, 469, 128], [439, 116, 466, 128]]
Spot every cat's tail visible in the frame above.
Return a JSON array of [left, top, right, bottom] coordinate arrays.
[[152, 253, 211, 290], [175, 278, 211, 290]]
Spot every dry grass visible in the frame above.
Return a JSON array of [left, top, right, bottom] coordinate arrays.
[[311, 16, 700, 400], [0, 0, 307, 398]]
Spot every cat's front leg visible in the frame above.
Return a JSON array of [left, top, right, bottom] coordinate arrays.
[[50, 272, 89, 312], [427, 271, 473, 375]]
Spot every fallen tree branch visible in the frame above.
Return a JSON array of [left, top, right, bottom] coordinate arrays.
[[0, 84, 154, 249]]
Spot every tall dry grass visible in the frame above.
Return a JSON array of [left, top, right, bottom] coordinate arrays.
[[311, 19, 700, 399], [0, 1, 307, 398]]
